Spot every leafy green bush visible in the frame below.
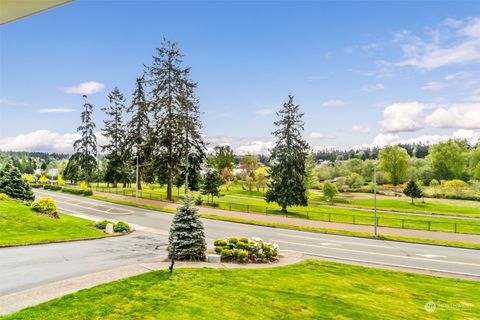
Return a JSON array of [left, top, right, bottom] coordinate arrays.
[[61, 187, 85, 195], [237, 250, 248, 262], [83, 189, 93, 196], [95, 220, 114, 230], [214, 237, 279, 263], [114, 221, 130, 233], [221, 249, 232, 258], [214, 239, 227, 246], [31, 197, 58, 218], [0, 193, 8, 200], [44, 185, 61, 191], [194, 195, 203, 205], [30, 184, 44, 189]]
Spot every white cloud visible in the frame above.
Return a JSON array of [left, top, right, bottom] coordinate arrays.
[[444, 71, 468, 80], [369, 129, 480, 148], [0, 130, 107, 153], [37, 108, 75, 113], [309, 132, 336, 140], [321, 99, 345, 107], [237, 141, 273, 155], [350, 125, 371, 134], [395, 17, 480, 70], [425, 103, 480, 129], [361, 83, 385, 92], [380, 102, 426, 133], [0, 98, 28, 107], [64, 81, 105, 95], [421, 81, 446, 91], [255, 108, 274, 116], [372, 133, 401, 147]]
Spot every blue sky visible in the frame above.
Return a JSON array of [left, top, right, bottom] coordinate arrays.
[[1, 1, 480, 154]]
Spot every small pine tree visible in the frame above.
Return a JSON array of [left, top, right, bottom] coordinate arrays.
[[0, 163, 35, 201], [168, 195, 206, 261], [403, 180, 423, 204], [201, 169, 222, 203]]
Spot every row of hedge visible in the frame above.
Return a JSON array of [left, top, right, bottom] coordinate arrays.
[[30, 184, 93, 196]]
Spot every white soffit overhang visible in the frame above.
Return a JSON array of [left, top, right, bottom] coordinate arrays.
[[0, 0, 72, 25]]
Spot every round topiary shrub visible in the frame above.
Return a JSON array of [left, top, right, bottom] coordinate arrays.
[[221, 249, 232, 258], [214, 239, 227, 247], [214, 246, 223, 254], [237, 250, 248, 262], [95, 220, 114, 230], [31, 197, 58, 218], [114, 221, 130, 233]]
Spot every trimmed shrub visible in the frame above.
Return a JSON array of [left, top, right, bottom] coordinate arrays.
[[221, 249, 232, 258], [214, 239, 227, 246], [30, 184, 44, 189], [237, 250, 248, 262], [114, 221, 130, 233], [61, 188, 85, 195], [44, 185, 61, 191], [83, 189, 93, 196], [31, 197, 58, 218], [214, 236, 279, 263], [95, 220, 114, 230], [194, 195, 203, 205], [0, 193, 8, 200]]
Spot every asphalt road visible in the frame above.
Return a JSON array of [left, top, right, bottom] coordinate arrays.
[[1, 189, 479, 296]]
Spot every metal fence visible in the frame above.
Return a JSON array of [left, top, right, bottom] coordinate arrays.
[[85, 185, 480, 235]]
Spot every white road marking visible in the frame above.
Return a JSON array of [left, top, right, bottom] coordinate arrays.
[[276, 233, 395, 249], [320, 243, 341, 247], [272, 239, 480, 267], [417, 254, 447, 258]]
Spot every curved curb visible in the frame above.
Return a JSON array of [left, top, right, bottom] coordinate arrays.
[[0, 252, 304, 316]]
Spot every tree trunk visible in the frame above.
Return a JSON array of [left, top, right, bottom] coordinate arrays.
[[167, 174, 173, 201], [281, 206, 287, 214]]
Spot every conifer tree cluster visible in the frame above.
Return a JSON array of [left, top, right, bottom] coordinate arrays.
[[168, 194, 206, 261], [0, 163, 35, 201], [68, 38, 206, 193], [265, 95, 310, 213]]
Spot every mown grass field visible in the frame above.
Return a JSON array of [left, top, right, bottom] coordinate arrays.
[[0, 199, 107, 246], [90, 182, 480, 217], [3, 260, 479, 320], [86, 184, 480, 235]]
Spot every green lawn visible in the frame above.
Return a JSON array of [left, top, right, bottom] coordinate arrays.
[[86, 184, 480, 235], [0, 199, 107, 246], [3, 260, 479, 319]]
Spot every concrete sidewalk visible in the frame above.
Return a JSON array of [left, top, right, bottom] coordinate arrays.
[[0, 253, 303, 316], [95, 191, 480, 245]]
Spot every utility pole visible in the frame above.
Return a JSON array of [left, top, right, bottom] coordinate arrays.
[[374, 159, 378, 236]]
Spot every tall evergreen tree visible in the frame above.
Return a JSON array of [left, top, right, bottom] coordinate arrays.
[[101, 87, 128, 188], [403, 180, 423, 204], [126, 76, 150, 190], [73, 95, 97, 184], [265, 95, 309, 213], [177, 83, 206, 193], [144, 37, 201, 200]]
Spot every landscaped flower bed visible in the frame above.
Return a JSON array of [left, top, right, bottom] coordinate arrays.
[[214, 237, 279, 263]]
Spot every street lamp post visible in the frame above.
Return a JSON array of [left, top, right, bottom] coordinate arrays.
[[133, 145, 139, 202], [374, 159, 378, 236]]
